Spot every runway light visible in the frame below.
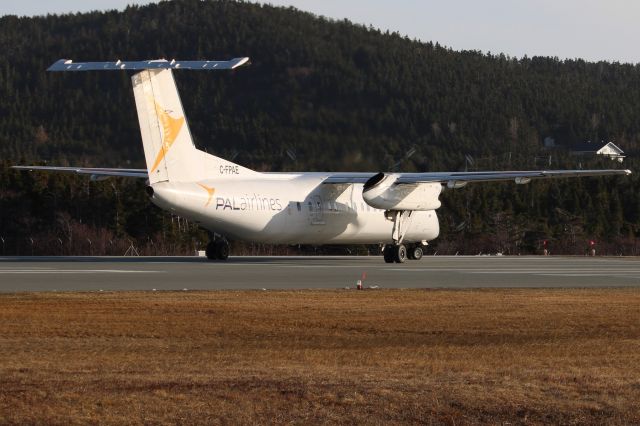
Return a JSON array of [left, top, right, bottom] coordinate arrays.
[[356, 272, 367, 290]]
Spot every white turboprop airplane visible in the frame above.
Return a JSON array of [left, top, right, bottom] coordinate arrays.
[[14, 58, 631, 262]]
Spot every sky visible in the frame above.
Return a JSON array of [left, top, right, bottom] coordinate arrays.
[[2, 0, 639, 64]]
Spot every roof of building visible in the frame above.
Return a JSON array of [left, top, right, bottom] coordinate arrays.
[[571, 141, 624, 154]]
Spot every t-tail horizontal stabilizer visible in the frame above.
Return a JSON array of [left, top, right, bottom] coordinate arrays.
[[41, 56, 256, 184], [47, 57, 250, 72]]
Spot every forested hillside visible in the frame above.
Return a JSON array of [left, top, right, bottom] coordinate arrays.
[[0, 0, 638, 255]]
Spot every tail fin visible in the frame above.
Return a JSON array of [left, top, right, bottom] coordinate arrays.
[[132, 69, 256, 183], [47, 57, 254, 183], [132, 69, 197, 183]]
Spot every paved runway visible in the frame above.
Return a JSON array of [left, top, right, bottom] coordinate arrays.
[[0, 255, 639, 292]]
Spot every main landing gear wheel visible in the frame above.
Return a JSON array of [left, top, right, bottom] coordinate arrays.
[[205, 242, 216, 260], [383, 245, 395, 263], [205, 240, 230, 261], [408, 245, 423, 260], [395, 244, 407, 263], [384, 244, 408, 263]]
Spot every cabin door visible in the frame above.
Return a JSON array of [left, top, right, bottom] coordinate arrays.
[[308, 195, 325, 225]]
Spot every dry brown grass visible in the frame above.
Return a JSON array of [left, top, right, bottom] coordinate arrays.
[[1, 289, 639, 424]]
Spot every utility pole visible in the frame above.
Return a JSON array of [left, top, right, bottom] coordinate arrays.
[[111, 183, 120, 234]]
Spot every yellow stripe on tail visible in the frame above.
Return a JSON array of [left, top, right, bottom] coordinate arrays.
[[149, 96, 185, 172]]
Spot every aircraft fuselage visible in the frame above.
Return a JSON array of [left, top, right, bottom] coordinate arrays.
[[150, 173, 440, 245]]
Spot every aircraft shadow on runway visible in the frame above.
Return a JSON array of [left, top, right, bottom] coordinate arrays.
[[0, 256, 374, 264]]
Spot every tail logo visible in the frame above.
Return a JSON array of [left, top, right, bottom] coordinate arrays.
[[149, 98, 185, 172], [197, 183, 216, 207]]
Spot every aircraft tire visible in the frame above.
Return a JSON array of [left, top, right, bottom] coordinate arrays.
[[407, 247, 415, 260], [215, 240, 230, 260], [205, 241, 217, 260], [394, 244, 407, 263], [383, 245, 396, 263], [412, 246, 423, 260]]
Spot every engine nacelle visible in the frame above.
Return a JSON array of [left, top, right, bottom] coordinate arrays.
[[362, 172, 442, 211]]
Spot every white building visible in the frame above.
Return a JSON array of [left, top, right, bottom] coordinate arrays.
[[571, 141, 625, 163]]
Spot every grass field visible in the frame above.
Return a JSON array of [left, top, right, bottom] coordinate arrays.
[[1, 289, 639, 424]]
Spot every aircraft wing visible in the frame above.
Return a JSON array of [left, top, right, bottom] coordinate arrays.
[[11, 166, 148, 179], [321, 173, 376, 184], [12, 166, 631, 184], [323, 169, 631, 187]]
